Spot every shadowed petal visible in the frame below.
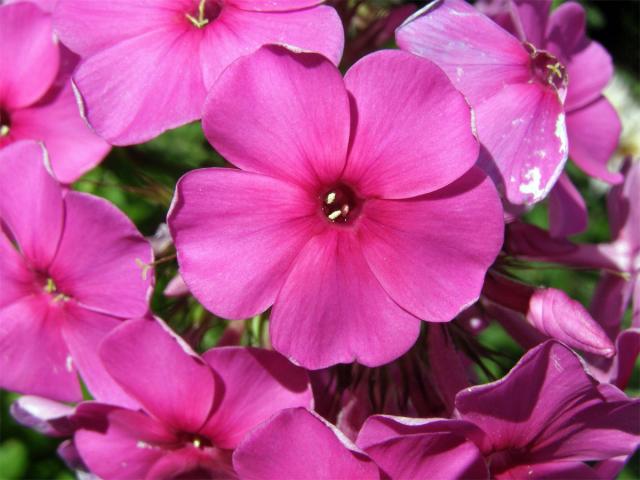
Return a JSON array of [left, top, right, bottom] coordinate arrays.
[[342, 50, 478, 199], [548, 174, 588, 238], [10, 395, 74, 437], [200, 347, 312, 449], [0, 232, 33, 309], [99, 319, 214, 433], [233, 408, 380, 480], [511, 0, 552, 45], [270, 229, 422, 369]]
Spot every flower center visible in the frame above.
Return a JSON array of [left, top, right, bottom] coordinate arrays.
[[185, 0, 222, 28], [0, 109, 11, 137], [321, 184, 360, 224], [524, 43, 568, 94], [43, 277, 70, 302]]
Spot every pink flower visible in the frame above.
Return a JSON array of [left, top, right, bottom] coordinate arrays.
[[0, 2, 109, 183], [168, 45, 504, 369], [477, 0, 622, 236], [234, 407, 381, 480], [52, 0, 344, 145], [396, 0, 571, 205], [358, 341, 640, 479], [73, 318, 313, 479], [0, 141, 153, 402]]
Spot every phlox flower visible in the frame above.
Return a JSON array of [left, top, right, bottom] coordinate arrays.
[[0, 1, 109, 183], [477, 0, 622, 236], [358, 341, 640, 479], [52, 0, 344, 145], [0, 141, 153, 402], [396, 0, 573, 205], [71, 318, 313, 479], [169, 45, 504, 369]]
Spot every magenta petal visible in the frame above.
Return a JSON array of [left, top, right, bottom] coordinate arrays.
[[548, 174, 588, 238], [544, 1, 586, 58], [511, 0, 552, 46], [359, 167, 503, 322], [53, 0, 182, 57], [226, 0, 323, 11], [526, 288, 615, 357], [611, 329, 640, 390], [343, 50, 478, 199], [566, 97, 623, 184], [75, 407, 176, 480], [590, 273, 633, 340], [364, 431, 488, 480], [233, 408, 380, 480], [169, 168, 319, 320], [395, 0, 530, 105], [563, 40, 613, 111], [99, 319, 214, 433], [0, 141, 64, 270], [0, 232, 33, 309], [200, 5, 343, 88], [61, 305, 137, 408], [270, 230, 422, 369], [497, 461, 599, 480], [11, 395, 74, 437], [475, 83, 568, 204], [49, 191, 153, 318], [146, 447, 235, 480], [0, 296, 79, 401], [0, 2, 59, 109], [202, 45, 349, 188], [72, 28, 206, 145], [200, 347, 312, 449], [10, 83, 110, 183]]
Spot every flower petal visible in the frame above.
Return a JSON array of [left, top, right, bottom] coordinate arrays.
[[71, 28, 206, 145], [10, 83, 111, 183], [200, 5, 343, 88], [544, 1, 585, 57], [233, 408, 380, 480], [563, 40, 613, 111], [395, 0, 530, 106], [547, 174, 588, 238], [10, 395, 74, 437], [475, 83, 568, 204], [53, 0, 184, 57], [75, 407, 176, 480], [0, 2, 59, 109], [169, 168, 319, 320], [0, 296, 79, 401], [0, 141, 64, 270], [202, 45, 349, 189], [270, 229, 422, 369], [61, 305, 138, 408], [511, 0, 552, 46], [99, 318, 215, 433], [359, 167, 503, 322], [566, 97, 623, 184], [0, 232, 33, 309], [200, 347, 312, 449], [48, 191, 153, 319], [342, 50, 478, 198], [364, 431, 488, 480], [146, 447, 235, 480], [226, 0, 324, 11]]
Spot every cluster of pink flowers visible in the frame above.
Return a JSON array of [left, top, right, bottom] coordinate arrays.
[[1, 0, 638, 478]]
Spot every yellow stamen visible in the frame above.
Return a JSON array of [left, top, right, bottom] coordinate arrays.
[[0, 125, 9, 137], [186, 0, 209, 28]]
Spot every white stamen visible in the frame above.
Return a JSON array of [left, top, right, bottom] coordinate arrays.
[[326, 192, 336, 204], [328, 210, 342, 220]]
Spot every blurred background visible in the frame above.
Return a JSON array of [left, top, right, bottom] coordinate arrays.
[[1, 0, 638, 478]]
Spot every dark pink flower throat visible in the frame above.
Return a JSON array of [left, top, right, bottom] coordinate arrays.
[[186, 0, 222, 28], [0, 109, 10, 137], [524, 43, 567, 94], [321, 184, 360, 224]]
